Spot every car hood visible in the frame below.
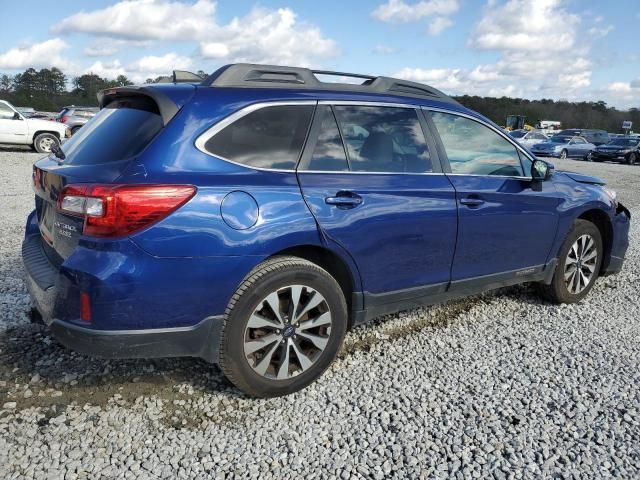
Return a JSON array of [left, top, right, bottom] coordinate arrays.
[[559, 171, 606, 185], [27, 118, 66, 132]]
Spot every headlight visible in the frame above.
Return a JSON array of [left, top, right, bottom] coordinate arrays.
[[554, 145, 563, 151], [603, 187, 617, 205]]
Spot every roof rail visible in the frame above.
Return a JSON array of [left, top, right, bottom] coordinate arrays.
[[201, 63, 458, 104]]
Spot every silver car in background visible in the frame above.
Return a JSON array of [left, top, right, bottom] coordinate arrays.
[[56, 106, 99, 135], [530, 135, 595, 160], [508, 129, 549, 148]]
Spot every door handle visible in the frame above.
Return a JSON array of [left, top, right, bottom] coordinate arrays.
[[325, 192, 363, 208], [459, 197, 485, 207]]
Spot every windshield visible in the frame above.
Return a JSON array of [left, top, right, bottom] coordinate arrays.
[[549, 136, 570, 143], [60, 99, 162, 165], [509, 130, 526, 138], [609, 138, 639, 147]]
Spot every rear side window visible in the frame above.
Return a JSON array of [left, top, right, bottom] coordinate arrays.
[[333, 106, 432, 173], [431, 112, 524, 177], [60, 97, 163, 165], [304, 106, 349, 171], [204, 105, 314, 170]]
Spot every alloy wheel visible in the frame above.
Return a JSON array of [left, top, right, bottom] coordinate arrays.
[[564, 234, 598, 295], [629, 153, 637, 165], [39, 137, 55, 153], [560, 150, 568, 160], [243, 285, 332, 380]]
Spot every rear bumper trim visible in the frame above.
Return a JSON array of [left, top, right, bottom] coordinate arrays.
[[50, 316, 225, 363]]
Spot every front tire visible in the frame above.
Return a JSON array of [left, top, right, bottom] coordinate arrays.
[[560, 149, 568, 160], [219, 256, 348, 397], [33, 133, 59, 154], [537, 219, 602, 303], [627, 152, 637, 165]]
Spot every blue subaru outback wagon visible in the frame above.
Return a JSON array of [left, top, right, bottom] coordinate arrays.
[[23, 64, 630, 396]]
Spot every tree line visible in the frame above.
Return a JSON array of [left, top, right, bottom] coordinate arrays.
[[0, 67, 638, 132]]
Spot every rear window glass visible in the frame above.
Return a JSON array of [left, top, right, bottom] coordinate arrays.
[[60, 98, 163, 165], [204, 105, 314, 170]]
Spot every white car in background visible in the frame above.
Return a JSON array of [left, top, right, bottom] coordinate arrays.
[[509, 129, 549, 148], [0, 100, 70, 153]]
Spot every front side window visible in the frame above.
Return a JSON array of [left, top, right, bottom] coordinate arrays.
[[304, 106, 349, 171], [0, 103, 15, 120], [430, 111, 524, 177], [333, 105, 432, 173], [204, 105, 314, 170]]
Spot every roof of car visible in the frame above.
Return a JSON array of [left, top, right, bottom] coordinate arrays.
[[200, 63, 460, 105]]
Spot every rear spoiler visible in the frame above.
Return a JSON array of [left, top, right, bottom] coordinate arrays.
[[97, 86, 179, 126]]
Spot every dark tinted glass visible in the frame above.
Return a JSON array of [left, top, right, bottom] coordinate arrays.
[[431, 111, 524, 177], [305, 106, 348, 171], [60, 98, 163, 165], [333, 106, 432, 173], [205, 105, 314, 170]]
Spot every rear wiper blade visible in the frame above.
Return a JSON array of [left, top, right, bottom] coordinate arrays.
[[51, 143, 66, 163]]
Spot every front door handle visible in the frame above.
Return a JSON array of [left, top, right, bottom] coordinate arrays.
[[459, 197, 485, 207], [325, 192, 363, 209]]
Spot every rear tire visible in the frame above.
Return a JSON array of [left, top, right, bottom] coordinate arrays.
[[71, 126, 81, 136], [537, 219, 602, 304], [219, 256, 348, 397], [627, 152, 637, 165], [33, 133, 59, 154]]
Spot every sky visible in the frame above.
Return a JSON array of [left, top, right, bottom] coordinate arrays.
[[0, 0, 639, 108]]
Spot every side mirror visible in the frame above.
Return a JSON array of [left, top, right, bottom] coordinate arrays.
[[13, 112, 22, 120], [531, 159, 552, 182]]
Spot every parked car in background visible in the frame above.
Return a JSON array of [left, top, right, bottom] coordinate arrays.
[[23, 64, 630, 397], [531, 135, 596, 160], [558, 129, 610, 146], [589, 137, 640, 164], [509, 129, 548, 148], [0, 100, 70, 152], [56, 106, 99, 135]]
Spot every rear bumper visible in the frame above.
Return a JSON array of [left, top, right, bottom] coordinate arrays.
[[49, 316, 224, 363]]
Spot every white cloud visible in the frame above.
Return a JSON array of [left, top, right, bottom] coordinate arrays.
[[372, 0, 459, 36], [372, 0, 459, 23], [84, 39, 153, 57], [85, 60, 127, 79], [199, 7, 338, 66], [471, 0, 579, 52], [52, 0, 337, 67], [128, 53, 192, 78], [0, 38, 71, 70], [588, 25, 613, 38], [52, 0, 216, 41], [427, 16, 453, 35], [373, 45, 398, 55]]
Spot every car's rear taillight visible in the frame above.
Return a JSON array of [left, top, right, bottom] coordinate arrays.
[[59, 116, 68, 123], [57, 184, 196, 237]]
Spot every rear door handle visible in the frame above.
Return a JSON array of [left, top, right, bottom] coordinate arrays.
[[459, 197, 485, 207], [325, 192, 363, 209]]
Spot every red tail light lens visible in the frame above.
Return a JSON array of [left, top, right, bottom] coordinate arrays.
[[57, 184, 196, 238], [59, 116, 68, 123], [80, 292, 92, 322]]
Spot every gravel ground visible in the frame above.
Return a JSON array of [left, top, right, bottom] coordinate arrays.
[[1, 150, 639, 479]]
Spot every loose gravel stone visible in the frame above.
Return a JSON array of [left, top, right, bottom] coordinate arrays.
[[1, 150, 639, 478]]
